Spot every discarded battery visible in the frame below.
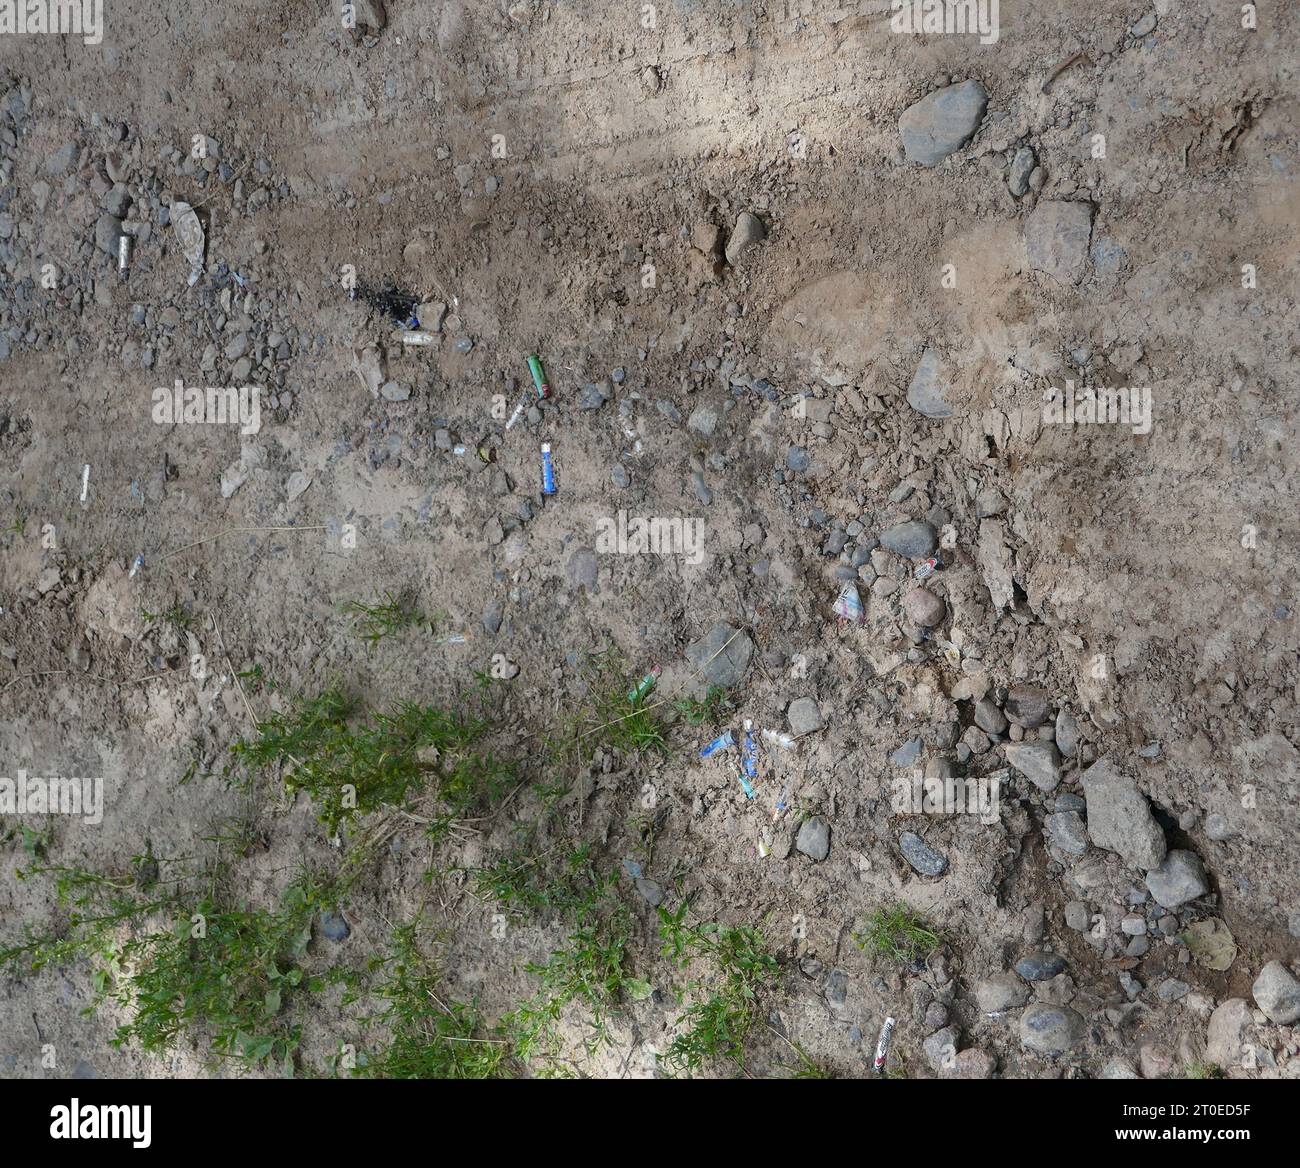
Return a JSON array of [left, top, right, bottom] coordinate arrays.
[[527, 354, 552, 400], [117, 234, 132, 272], [914, 555, 941, 580], [872, 1016, 897, 1074], [541, 443, 557, 494], [628, 667, 660, 703]]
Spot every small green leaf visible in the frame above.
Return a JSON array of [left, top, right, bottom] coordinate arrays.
[[624, 978, 654, 1001]]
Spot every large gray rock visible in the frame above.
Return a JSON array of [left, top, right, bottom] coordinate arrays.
[[974, 699, 1008, 735], [905, 348, 953, 418], [685, 622, 753, 687], [1019, 1003, 1086, 1054], [1081, 758, 1167, 870], [1055, 709, 1081, 755], [1004, 741, 1062, 792], [923, 1026, 959, 1071], [1004, 686, 1051, 728], [1251, 961, 1300, 1023], [635, 877, 665, 907], [1008, 145, 1036, 196], [94, 214, 124, 255], [786, 697, 823, 737], [1046, 811, 1088, 855], [795, 816, 830, 861], [940, 1048, 996, 1079], [353, 0, 387, 33], [976, 972, 1030, 1013], [1205, 998, 1250, 1067], [45, 141, 78, 175], [1025, 200, 1094, 284], [725, 211, 766, 265], [880, 520, 938, 558], [1016, 952, 1067, 981], [1144, 849, 1208, 908], [566, 546, 598, 592], [898, 81, 989, 166], [899, 831, 947, 876], [902, 587, 946, 627]]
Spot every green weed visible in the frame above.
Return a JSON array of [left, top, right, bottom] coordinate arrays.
[[571, 647, 668, 758], [656, 902, 780, 1076], [779, 1038, 837, 1079], [493, 849, 637, 1066], [854, 903, 941, 965], [229, 687, 505, 835], [2, 857, 341, 1074], [342, 591, 431, 645], [350, 924, 507, 1079], [674, 685, 732, 727], [141, 603, 195, 632]]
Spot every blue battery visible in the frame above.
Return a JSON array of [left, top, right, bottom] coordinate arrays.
[[699, 729, 735, 759], [541, 443, 556, 494]]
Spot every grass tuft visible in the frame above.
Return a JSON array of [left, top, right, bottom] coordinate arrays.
[[656, 902, 780, 1076], [854, 903, 941, 965]]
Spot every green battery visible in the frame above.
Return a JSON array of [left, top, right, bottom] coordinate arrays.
[[628, 667, 660, 703], [527, 354, 552, 400]]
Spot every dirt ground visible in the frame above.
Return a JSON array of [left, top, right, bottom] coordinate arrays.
[[1, 0, 1298, 1080]]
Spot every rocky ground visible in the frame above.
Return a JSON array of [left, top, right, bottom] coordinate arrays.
[[1, 1, 1298, 1079]]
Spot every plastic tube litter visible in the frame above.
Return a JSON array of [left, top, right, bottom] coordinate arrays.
[[741, 720, 759, 781], [699, 729, 735, 759], [505, 393, 528, 430], [128, 554, 144, 579]]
